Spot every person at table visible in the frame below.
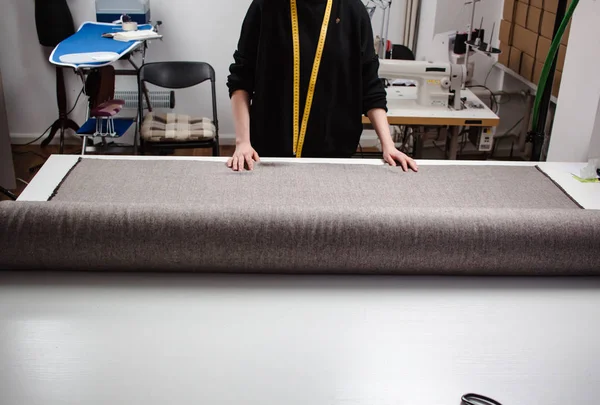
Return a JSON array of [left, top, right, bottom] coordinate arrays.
[[226, 0, 418, 172]]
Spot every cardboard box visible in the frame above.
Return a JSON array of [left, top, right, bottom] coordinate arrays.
[[545, 0, 559, 12], [513, 25, 538, 57], [509, 46, 523, 72], [543, 0, 573, 36], [503, 0, 516, 22], [534, 41, 567, 77], [527, 6, 542, 33], [533, 60, 545, 84], [557, 43, 567, 70], [498, 42, 511, 66], [520, 53, 535, 81], [536, 35, 552, 62], [530, 0, 543, 8], [562, 20, 571, 45], [500, 20, 514, 45], [541, 11, 556, 39], [552, 70, 562, 98], [515, 2, 529, 27]]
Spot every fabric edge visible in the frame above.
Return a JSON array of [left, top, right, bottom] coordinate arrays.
[[534, 165, 584, 209], [48, 157, 83, 201]]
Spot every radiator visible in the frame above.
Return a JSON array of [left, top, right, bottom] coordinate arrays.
[[114, 90, 175, 109]]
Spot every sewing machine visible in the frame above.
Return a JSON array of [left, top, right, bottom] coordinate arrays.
[[378, 59, 467, 111], [428, 31, 476, 83]]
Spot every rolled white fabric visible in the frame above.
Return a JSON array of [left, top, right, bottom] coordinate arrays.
[[122, 21, 138, 31]]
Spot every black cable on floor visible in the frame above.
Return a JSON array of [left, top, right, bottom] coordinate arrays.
[[14, 88, 85, 148], [12, 150, 49, 160]]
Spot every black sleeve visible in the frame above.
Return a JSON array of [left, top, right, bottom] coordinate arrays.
[[359, 8, 388, 115], [227, 1, 261, 98]]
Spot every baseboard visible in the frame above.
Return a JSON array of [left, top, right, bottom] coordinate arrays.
[[10, 132, 81, 146], [10, 132, 378, 148], [10, 133, 240, 147]]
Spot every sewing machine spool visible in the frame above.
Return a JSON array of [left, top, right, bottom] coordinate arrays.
[[122, 21, 138, 31], [453, 33, 469, 55], [466, 40, 501, 55]]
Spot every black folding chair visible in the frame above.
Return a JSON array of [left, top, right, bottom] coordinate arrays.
[[137, 61, 219, 156], [391, 44, 415, 61]]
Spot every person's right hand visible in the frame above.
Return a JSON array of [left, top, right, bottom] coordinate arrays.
[[227, 142, 260, 171]]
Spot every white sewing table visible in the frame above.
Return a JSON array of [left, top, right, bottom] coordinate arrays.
[[2, 156, 600, 405], [363, 87, 500, 159]]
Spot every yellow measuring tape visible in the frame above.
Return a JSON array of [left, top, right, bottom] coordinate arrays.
[[290, 0, 333, 158]]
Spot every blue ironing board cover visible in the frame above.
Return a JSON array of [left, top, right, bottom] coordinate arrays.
[[49, 22, 153, 69]]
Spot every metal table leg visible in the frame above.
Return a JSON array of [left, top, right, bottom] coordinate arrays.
[[447, 126, 460, 160]]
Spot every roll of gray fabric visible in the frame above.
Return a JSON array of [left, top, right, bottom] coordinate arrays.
[[1, 201, 599, 275]]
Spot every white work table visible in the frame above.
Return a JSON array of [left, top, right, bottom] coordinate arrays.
[[362, 87, 500, 159], [2, 156, 600, 405], [362, 87, 500, 127]]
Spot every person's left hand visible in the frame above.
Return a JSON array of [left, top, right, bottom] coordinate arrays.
[[382, 145, 419, 172]]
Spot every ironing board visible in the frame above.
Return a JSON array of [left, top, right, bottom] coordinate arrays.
[[47, 22, 159, 150], [49, 22, 154, 69]]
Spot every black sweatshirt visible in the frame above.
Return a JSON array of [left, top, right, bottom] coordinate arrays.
[[227, 0, 387, 158]]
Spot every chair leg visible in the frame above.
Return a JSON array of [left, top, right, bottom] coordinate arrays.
[[133, 123, 139, 155]]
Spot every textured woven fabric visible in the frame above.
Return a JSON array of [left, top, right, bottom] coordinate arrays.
[[1, 201, 599, 274], [2, 159, 598, 274], [141, 113, 215, 142], [50, 159, 580, 209]]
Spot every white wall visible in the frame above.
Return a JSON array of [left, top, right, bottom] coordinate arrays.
[[388, 0, 407, 45], [0, 0, 256, 144], [435, 0, 503, 37], [547, 0, 600, 162], [415, 0, 437, 60], [0, 0, 76, 143], [416, 0, 502, 60], [589, 99, 600, 159], [370, 1, 407, 46]]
